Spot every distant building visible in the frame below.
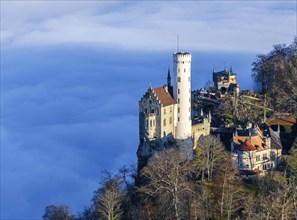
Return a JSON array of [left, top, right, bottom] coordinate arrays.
[[231, 125, 282, 175], [212, 67, 239, 96]]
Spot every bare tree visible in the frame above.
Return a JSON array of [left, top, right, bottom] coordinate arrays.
[[93, 172, 124, 220], [252, 38, 297, 116], [213, 155, 244, 220], [194, 135, 226, 181], [138, 148, 193, 220], [42, 204, 74, 220]]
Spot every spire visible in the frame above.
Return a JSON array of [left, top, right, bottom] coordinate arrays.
[[167, 66, 173, 97], [167, 66, 171, 86]]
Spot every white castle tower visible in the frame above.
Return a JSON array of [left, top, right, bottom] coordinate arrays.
[[173, 52, 192, 139]]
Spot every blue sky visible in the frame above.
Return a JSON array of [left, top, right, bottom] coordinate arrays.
[[1, 1, 296, 219]]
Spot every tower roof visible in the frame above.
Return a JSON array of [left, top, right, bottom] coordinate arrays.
[[167, 66, 171, 80], [173, 52, 191, 56]]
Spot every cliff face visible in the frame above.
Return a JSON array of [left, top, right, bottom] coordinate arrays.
[[137, 134, 193, 173]]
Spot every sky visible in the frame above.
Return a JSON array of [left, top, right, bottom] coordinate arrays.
[[1, 1, 296, 219]]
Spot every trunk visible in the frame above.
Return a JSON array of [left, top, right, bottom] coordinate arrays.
[[173, 194, 180, 220], [264, 93, 267, 122], [207, 149, 211, 180], [146, 204, 152, 220], [281, 206, 285, 220], [227, 189, 232, 220], [220, 177, 226, 218]]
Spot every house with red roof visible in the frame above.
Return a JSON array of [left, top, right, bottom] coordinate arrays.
[[231, 125, 282, 175]]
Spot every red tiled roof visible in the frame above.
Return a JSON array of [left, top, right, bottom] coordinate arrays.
[[238, 139, 257, 151], [233, 135, 266, 151], [265, 117, 296, 126], [153, 86, 176, 107]]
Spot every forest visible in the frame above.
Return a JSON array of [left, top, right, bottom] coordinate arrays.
[[42, 38, 297, 220]]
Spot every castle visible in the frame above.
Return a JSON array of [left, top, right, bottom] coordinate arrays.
[[138, 52, 210, 153], [212, 67, 240, 96]]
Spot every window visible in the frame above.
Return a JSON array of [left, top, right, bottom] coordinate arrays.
[[177, 77, 181, 82], [164, 108, 166, 114], [150, 120, 152, 127], [178, 117, 180, 122], [256, 155, 260, 162], [184, 68, 186, 72], [178, 89, 180, 94], [170, 106, 172, 113], [163, 119, 166, 126], [170, 117, 172, 124], [178, 68, 180, 73], [178, 108, 180, 113], [263, 153, 267, 160], [164, 131, 166, 137], [270, 152, 276, 161], [178, 98, 180, 104], [145, 108, 147, 113], [146, 119, 148, 128]]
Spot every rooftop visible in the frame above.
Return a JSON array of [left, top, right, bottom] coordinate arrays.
[[233, 126, 268, 151], [213, 68, 236, 76], [152, 86, 176, 107], [173, 52, 190, 55]]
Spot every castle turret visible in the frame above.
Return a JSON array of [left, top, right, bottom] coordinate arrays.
[[173, 52, 192, 139], [167, 66, 173, 98]]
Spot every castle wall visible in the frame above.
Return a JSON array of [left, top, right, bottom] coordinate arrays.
[[160, 104, 175, 137], [192, 121, 210, 148]]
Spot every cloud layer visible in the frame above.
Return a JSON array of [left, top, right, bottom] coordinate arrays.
[[1, 1, 296, 52]]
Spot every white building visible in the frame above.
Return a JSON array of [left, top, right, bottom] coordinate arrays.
[[231, 125, 282, 175]]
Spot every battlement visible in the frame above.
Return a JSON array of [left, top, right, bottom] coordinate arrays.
[[173, 52, 191, 62]]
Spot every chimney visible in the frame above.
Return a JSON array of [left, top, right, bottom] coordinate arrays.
[[164, 85, 168, 93]]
